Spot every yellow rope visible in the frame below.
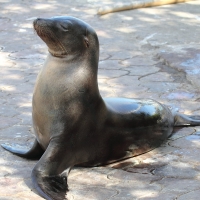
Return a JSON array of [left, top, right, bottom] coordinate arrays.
[[98, 0, 194, 15]]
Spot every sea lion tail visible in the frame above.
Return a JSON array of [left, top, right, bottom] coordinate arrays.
[[1, 139, 44, 159], [174, 112, 200, 126]]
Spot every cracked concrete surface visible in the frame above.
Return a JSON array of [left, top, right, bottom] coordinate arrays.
[[0, 0, 200, 199]]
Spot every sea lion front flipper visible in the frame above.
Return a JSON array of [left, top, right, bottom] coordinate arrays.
[[32, 171, 68, 200], [32, 140, 72, 200], [1, 139, 44, 159]]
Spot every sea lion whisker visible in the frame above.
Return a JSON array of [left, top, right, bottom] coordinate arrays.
[[42, 28, 68, 55], [47, 30, 68, 55], [36, 25, 68, 56], [33, 19, 66, 55]]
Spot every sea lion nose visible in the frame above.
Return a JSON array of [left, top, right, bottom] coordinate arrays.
[[33, 18, 48, 30], [33, 18, 40, 28], [33, 18, 47, 26], [34, 18, 42, 24]]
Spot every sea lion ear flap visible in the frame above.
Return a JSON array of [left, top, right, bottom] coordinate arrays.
[[84, 36, 89, 48]]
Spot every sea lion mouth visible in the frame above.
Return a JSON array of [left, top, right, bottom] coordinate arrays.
[[33, 18, 68, 57]]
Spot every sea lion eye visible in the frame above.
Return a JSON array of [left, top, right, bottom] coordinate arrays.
[[60, 23, 69, 32]]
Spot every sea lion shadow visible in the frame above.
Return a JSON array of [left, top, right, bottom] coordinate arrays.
[[66, 127, 199, 199]]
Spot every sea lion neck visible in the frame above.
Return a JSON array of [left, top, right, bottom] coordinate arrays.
[[44, 53, 100, 95], [37, 52, 102, 113], [46, 50, 99, 72]]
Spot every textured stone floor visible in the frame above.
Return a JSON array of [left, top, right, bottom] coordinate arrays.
[[0, 0, 200, 199]]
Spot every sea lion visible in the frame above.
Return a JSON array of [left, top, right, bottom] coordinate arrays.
[[2, 16, 200, 200]]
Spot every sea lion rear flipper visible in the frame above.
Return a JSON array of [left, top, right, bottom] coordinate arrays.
[[174, 113, 200, 126], [32, 140, 71, 200], [1, 139, 44, 159]]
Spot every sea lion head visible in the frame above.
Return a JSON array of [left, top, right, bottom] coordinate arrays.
[[33, 16, 99, 58]]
